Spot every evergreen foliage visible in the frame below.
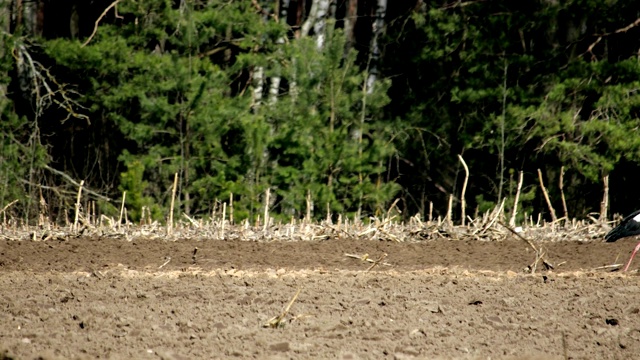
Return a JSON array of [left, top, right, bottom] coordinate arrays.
[[2, 0, 640, 223]]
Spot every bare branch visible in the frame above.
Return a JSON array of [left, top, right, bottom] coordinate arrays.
[[14, 43, 90, 123], [43, 165, 113, 203], [82, 0, 122, 48], [587, 17, 640, 59]]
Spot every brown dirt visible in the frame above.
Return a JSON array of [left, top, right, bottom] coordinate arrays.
[[1, 236, 640, 359]]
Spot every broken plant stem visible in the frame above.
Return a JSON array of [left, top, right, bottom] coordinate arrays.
[[509, 171, 523, 227], [264, 287, 302, 328], [118, 191, 126, 231], [74, 180, 84, 233], [537, 169, 558, 223], [559, 166, 569, 222], [601, 174, 609, 222], [458, 154, 469, 226], [498, 221, 554, 271], [263, 188, 270, 232], [365, 253, 388, 272], [168, 173, 178, 236]]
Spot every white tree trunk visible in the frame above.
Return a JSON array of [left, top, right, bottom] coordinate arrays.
[[313, 0, 330, 49], [268, 75, 281, 105], [366, 0, 387, 94], [252, 66, 264, 111], [300, 0, 319, 37], [268, 0, 290, 106]]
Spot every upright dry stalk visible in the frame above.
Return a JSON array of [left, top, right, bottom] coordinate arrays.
[[498, 60, 508, 203], [229, 192, 234, 224], [1, 200, 19, 225], [84, 200, 90, 226], [263, 187, 270, 232], [559, 166, 568, 221], [221, 202, 226, 239], [457, 154, 469, 226], [429, 201, 433, 223], [446, 194, 453, 226], [326, 202, 331, 223], [74, 180, 85, 233], [92, 201, 96, 226], [600, 174, 609, 222], [211, 200, 218, 220], [38, 190, 48, 228], [140, 206, 146, 225], [168, 172, 178, 235], [118, 191, 126, 230], [537, 169, 557, 223], [305, 189, 312, 223], [509, 171, 524, 227]]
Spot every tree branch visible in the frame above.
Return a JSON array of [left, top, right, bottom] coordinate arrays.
[[82, 0, 122, 47], [43, 165, 113, 203], [587, 17, 640, 59]]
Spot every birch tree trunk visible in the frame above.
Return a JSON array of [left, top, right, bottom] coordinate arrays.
[[268, 0, 290, 106], [300, 0, 319, 37], [366, 0, 387, 94], [313, 0, 330, 49], [252, 66, 264, 111]]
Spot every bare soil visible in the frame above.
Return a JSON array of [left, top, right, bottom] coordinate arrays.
[[2, 235, 640, 359]]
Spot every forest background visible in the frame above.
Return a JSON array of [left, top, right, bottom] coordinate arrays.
[[2, 0, 640, 225]]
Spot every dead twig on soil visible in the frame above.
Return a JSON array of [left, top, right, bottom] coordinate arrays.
[[365, 253, 388, 272], [593, 264, 623, 271], [529, 248, 546, 274], [498, 221, 555, 271], [158, 256, 171, 269], [344, 253, 392, 267], [264, 287, 301, 328]]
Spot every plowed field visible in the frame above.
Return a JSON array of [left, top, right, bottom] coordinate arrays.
[[1, 236, 640, 359]]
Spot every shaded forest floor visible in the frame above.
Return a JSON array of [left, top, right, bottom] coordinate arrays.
[[2, 234, 640, 359]]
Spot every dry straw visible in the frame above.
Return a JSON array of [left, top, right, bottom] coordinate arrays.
[[0, 166, 624, 273]]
